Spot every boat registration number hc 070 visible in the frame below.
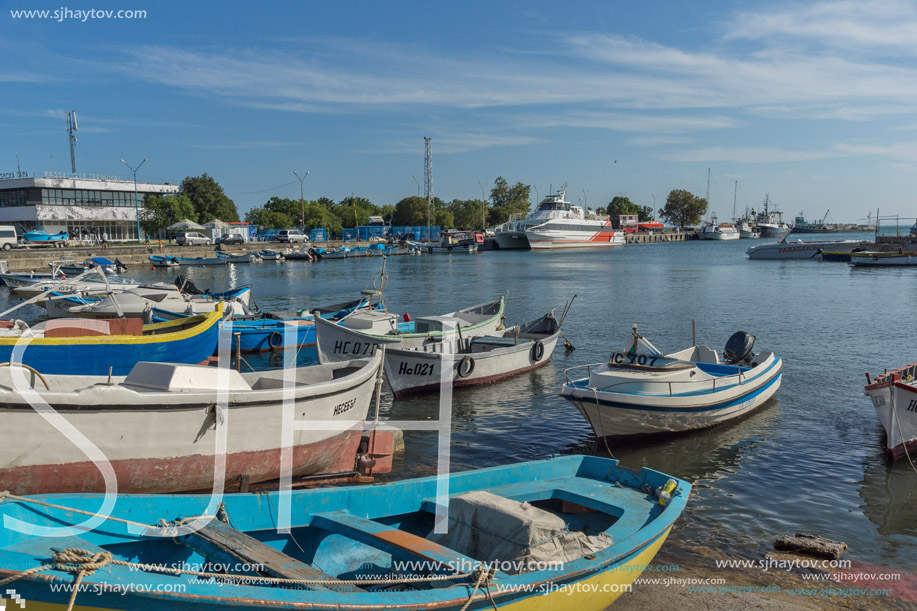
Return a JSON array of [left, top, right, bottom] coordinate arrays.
[[608, 352, 659, 366]]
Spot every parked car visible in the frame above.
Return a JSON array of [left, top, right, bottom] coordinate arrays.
[[0, 226, 19, 251], [277, 229, 307, 243], [175, 232, 212, 246], [216, 234, 244, 245]]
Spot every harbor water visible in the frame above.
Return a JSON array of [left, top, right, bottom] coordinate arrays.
[[3, 232, 915, 575]]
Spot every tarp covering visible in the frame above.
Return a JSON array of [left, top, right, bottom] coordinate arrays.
[[429, 490, 613, 574]]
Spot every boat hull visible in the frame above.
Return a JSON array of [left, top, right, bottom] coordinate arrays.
[[0, 357, 380, 494], [850, 253, 917, 267], [745, 240, 861, 259], [384, 331, 560, 397], [229, 318, 316, 352], [526, 227, 625, 249], [494, 232, 531, 250], [864, 367, 917, 460], [0, 311, 222, 375]]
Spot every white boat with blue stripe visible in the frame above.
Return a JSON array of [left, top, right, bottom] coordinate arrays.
[[560, 325, 782, 440]]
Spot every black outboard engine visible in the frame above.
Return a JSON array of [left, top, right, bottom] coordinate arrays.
[[724, 331, 756, 364], [174, 275, 205, 295], [114, 258, 128, 272], [309, 247, 321, 260]]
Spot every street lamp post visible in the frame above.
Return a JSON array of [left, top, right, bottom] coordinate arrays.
[[293, 170, 309, 228], [121, 157, 147, 243], [477, 180, 489, 232]]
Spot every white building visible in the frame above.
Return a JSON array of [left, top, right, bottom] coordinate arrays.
[[0, 172, 179, 242]]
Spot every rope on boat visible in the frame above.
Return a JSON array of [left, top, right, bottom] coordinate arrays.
[[459, 566, 498, 611], [0, 491, 160, 530], [890, 389, 917, 476]]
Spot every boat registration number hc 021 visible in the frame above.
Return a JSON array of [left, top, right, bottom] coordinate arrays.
[[398, 362, 435, 376], [609, 352, 659, 366], [333, 397, 357, 416], [333, 340, 378, 356]]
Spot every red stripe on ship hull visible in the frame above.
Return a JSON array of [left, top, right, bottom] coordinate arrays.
[[0, 431, 362, 495]]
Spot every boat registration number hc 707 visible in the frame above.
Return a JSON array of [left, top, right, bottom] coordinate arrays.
[[609, 352, 659, 366]]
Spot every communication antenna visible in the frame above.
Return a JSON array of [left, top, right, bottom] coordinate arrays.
[[424, 137, 433, 241], [66, 110, 78, 176]]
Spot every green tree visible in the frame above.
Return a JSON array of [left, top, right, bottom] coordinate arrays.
[[332, 196, 380, 229], [245, 207, 292, 229], [605, 196, 640, 218], [302, 201, 342, 235], [488, 177, 530, 225], [448, 199, 486, 230], [658, 189, 707, 228], [180, 174, 239, 222], [392, 196, 427, 226], [262, 197, 303, 223], [140, 194, 197, 236], [638, 205, 655, 222]]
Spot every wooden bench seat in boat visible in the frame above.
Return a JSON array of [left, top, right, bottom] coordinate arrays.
[[180, 520, 358, 590], [469, 335, 530, 349], [310, 511, 478, 573]]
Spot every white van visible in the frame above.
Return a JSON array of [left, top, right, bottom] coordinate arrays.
[[0, 226, 18, 250]]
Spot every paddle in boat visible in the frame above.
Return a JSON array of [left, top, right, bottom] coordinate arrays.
[[560, 325, 783, 440], [0, 353, 383, 495], [384, 309, 563, 398], [0, 455, 689, 610], [0, 304, 224, 375], [864, 363, 917, 461], [315, 296, 506, 362]]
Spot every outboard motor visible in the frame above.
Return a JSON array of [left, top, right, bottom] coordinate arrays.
[[724, 331, 756, 364], [114, 258, 128, 272], [174, 275, 205, 295]]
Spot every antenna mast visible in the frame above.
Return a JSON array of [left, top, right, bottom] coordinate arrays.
[[424, 136, 433, 241], [66, 110, 78, 176]]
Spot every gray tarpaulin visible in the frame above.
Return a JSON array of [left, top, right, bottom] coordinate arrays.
[[429, 490, 613, 574]]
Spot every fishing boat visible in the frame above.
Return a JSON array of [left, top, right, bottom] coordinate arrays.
[[849, 251, 917, 267], [791, 211, 837, 233], [283, 245, 316, 261], [149, 254, 181, 267], [315, 296, 506, 362], [10, 271, 141, 300], [0, 353, 382, 495], [416, 230, 483, 254], [0, 270, 62, 288], [754, 196, 791, 238], [745, 237, 863, 259], [560, 325, 783, 440], [736, 217, 761, 238], [0, 305, 223, 375], [216, 251, 254, 263], [174, 255, 227, 266], [864, 363, 917, 461], [320, 246, 351, 259], [0, 454, 690, 610], [258, 249, 285, 261], [384, 311, 561, 397], [50, 257, 123, 276], [63, 284, 252, 321], [697, 217, 740, 240]]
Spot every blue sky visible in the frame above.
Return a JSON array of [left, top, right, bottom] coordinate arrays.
[[2, 0, 916, 223]]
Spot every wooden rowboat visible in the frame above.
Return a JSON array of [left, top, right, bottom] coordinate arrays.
[[0, 455, 690, 610]]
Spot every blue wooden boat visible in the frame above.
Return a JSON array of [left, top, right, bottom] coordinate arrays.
[[148, 254, 180, 267], [0, 455, 690, 610], [257, 249, 285, 261], [0, 305, 223, 375]]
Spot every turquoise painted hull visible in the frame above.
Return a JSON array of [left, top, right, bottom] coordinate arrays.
[[0, 455, 690, 610]]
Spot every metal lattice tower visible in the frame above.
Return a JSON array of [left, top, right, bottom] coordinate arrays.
[[66, 110, 78, 176], [424, 136, 433, 241]]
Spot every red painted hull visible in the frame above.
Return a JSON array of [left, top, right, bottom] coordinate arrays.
[[888, 437, 917, 461], [0, 431, 362, 495]]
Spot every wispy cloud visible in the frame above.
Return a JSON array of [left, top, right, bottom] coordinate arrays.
[[659, 146, 848, 163], [190, 141, 301, 150]]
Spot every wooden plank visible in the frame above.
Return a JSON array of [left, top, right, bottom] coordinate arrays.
[[311, 511, 476, 573], [182, 521, 361, 590]]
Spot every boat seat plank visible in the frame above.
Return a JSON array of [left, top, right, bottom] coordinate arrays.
[[310, 511, 477, 572], [181, 521, 354, 590]]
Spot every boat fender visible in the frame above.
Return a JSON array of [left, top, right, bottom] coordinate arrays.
[[458, 355, 475, 377], [448, 245, 453, 251], [531, 340, 545, 361], [268, 331, 283, 350], [428, 247, 433, 254]]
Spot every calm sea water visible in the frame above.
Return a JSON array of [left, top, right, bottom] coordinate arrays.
[[3, 233, 915, 572]]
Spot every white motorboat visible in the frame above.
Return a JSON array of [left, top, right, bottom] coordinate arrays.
[[755, 195, 791, 238], [521, 188, 625, 249], [416, 231, 482, 254], [849, 251, 917, 267], [746, 238, 863, 259], [0, 355, 382, 494], [384, 311, 561, 397], [864, 363, 917, 461], [560, 326, 782, 440], [493, 213, 533, 250], [11, 270, 140, 300], [697, 217, 740, 240], [314, 297, 506, 362]]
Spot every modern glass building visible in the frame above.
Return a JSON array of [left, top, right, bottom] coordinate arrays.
[[0, 172, 179, 242]]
